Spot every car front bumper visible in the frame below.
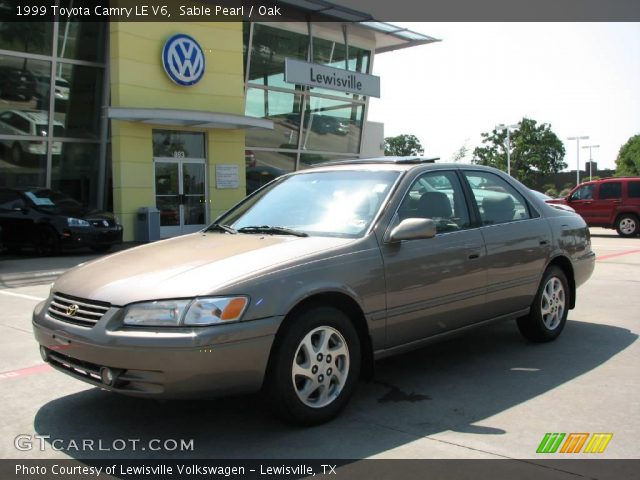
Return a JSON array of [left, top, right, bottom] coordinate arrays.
[[32, 299, 282, 399], [61, 226, 123, 249]]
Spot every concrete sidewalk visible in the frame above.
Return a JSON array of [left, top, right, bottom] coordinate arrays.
[[0, 243, 139, 288]]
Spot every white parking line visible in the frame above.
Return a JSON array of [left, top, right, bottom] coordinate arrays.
[[0, 290, 45, 301]]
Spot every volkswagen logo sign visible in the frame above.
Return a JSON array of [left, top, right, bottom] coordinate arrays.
[[162, 34, 205, 86], [67, 304, 79, 317]]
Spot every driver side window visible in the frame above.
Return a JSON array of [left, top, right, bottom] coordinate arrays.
[[570, 185, 594, 201], [398, 171, 470, 234]]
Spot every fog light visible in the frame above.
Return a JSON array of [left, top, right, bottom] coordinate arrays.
[[100, 367, 115, 386], [39, 346, 49, 362]]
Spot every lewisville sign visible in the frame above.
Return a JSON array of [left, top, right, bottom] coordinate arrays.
[[284, 58, 381, 98]]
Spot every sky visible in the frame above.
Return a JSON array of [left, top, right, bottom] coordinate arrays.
[[368, 23, 640, 171]]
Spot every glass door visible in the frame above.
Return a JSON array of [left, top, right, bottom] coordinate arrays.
[[154, 159, 207, 238], [153, 130, 207, 238]]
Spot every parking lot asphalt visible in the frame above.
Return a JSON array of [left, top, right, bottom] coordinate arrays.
[[0, 229, 638, 464]]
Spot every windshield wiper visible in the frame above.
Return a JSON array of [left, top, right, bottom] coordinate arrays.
[[204, 224, 237, 234], [237, 225, 309, 237]]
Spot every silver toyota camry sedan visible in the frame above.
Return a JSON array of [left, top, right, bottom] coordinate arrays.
[[33, 158, 595, 425]]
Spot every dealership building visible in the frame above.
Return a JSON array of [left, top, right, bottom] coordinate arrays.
[[0, 7, 436, 240]]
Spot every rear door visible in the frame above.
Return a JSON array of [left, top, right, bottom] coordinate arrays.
[[626, 180, 640, 214], [592, 181, 623, 225], [380, 169, 487, 347], [461, 170, 551, 318]]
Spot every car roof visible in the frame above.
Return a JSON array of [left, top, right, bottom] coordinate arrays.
[[308, 157, 498, 173]]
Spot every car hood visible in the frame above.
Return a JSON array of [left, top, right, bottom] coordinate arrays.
[[35, 205, 116, 221], [53, 232, 354, 306]]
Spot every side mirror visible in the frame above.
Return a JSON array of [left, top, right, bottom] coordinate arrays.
[[388, 218, 437, 243]]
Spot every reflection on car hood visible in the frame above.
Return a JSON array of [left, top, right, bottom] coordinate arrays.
[[53, 232, 353, 305]]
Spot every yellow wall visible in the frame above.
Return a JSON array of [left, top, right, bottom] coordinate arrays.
[[109, 22, 246, 241]]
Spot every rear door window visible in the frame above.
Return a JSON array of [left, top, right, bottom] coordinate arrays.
[[462, 171, 531, 225], [627, 182, 640, 198], [599, 182, 622, 200]]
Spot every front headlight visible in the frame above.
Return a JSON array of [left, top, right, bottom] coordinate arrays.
[[122, 296, 249, 327], [67, 217, 90, 227], [123, 300, 190, 327]]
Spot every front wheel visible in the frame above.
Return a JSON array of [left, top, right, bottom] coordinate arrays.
[[34, 227, 60, 256], [615, 214, 639, 237], [265, 305, 361, 425], [517, 266, 570, 342]]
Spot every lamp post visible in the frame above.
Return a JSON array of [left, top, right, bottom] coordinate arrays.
[[567, 136, 589, 186], [581, 144, 600, 181], [496, 123, 519, 176]]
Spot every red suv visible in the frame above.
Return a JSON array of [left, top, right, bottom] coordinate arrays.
[[549, 177, 640, 237]]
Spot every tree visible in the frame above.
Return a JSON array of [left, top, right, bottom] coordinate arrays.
[[384, 134, 423, 156], [451, 141, 470, 163], [472, 118, 566, 186], [615, 134, 640, 176]]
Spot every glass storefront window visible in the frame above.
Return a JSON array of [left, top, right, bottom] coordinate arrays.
[[248, 24, 309, 90], [53, 63, 103, 139], [0, 55, 52, 122], [300, 96, 363, 154], [312, 38, 370, 74], [51, 142, 100, 208], [152, 130, 206, 158], [0, 140, 47, 188], [57, 19, 106, 63], [246, 88, 302, 149], [0, 22, 52, 55], [245, 150, 295, 195]]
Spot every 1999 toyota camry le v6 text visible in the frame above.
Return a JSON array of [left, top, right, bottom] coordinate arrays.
[[33, 158, 595, 425]]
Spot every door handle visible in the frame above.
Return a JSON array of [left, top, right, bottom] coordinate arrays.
[[179, 194, 185, 205], [468, 253, 480, 260]]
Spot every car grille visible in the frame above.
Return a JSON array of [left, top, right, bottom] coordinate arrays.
[[47, 293, 110, 328]]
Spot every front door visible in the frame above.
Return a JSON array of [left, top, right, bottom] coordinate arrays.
[[380, 170, 487, 347], [154, 159, 207, 238]]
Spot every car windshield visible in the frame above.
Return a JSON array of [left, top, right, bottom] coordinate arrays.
[[24, 189, 82, 208], [217, 169, 401, 238]]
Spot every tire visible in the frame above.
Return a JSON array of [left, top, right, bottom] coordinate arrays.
[[265, 305, 361, 426], [615, 214, 639, 237], [89, 244, 112, 253], [34, 226, 60, 256], [517, 266, 570, 342]]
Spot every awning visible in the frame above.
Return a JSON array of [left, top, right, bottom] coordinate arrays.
[[107, 107, 274, 130]]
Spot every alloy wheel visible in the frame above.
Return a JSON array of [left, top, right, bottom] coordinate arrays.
[[540, 276, 565, 330], [291, 326, 350, 409]]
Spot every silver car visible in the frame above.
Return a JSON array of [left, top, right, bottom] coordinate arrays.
[[33, 158, 595, 425]]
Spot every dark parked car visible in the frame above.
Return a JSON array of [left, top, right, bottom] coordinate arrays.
[[33, 159, 594, 425], [548, 177, 640, 237], [0, 66, 36, 101], [0, 187, 123, 255]]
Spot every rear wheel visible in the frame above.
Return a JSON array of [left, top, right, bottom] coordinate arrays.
[[517, 266, 570, 342], [34, 227, 60, 256], [615, 214, 639, 237], [265, 305, 360, 425]]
